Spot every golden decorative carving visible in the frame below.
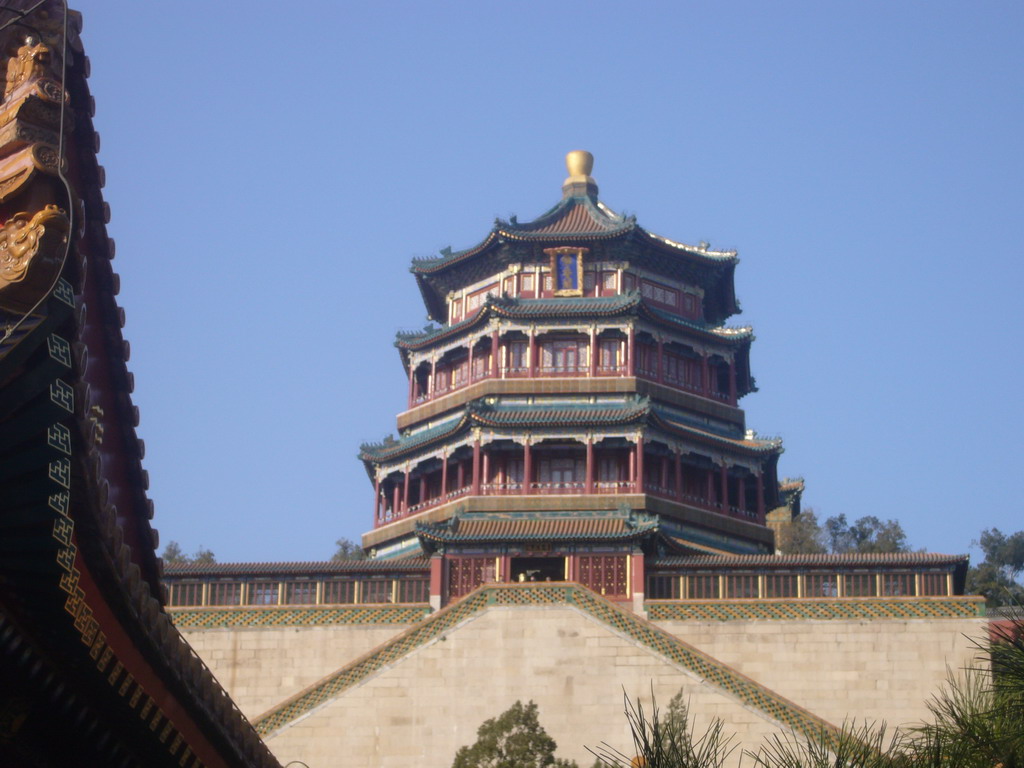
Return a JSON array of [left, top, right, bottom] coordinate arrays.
[[0, 204, 70, 312], [5, 41, 52, 99]]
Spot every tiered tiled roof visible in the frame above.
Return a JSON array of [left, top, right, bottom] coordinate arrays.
[[394, 292, 753, 363], [360, 397, 780, 463], [416, 511, 660, 545]]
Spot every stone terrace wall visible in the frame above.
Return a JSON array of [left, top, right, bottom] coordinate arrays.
[[654, 614, 984, 728]]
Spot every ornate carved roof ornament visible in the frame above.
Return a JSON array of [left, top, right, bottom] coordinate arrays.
[[0, 202, 69, 312]]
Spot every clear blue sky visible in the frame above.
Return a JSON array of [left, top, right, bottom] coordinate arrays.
[[73, 1, 1022, 563]]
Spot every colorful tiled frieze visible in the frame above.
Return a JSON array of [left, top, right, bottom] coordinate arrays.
[[169, 605, 432, 629], [645, 597, 986, 622]]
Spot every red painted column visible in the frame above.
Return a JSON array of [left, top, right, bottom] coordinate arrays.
[[737, 475, 746, 515], [706, 469, 714, 507], [403, 468, 411, 515], [631, 552, 646, 602], [467, 341, 474, 385], [627, 326, 636, 376], [701, 355, 710, 396], [522, 441, 532, 495], [589, 327, 597, 377], [419, 476, 427, 507], [482, 449, 490, 492], [585, 438, 594, 494], [756, 472, 766, 522], [373, 475, 381, 525], [719, 463, 729, 512], [656, 338, 664, 384], [441, 455, 448, 498], [471, 438, 481, 496], [674, 451, 682, 500], [392, 483, 400, 520], [429, 555, 444, 609], [660, 456, 668, 492], [407, 366, 415, 408], [728, 359, 737, 405], [491, 329, 500, 378], [528, 330, 537, 378], [457, 460, 465, 491], [628, 449, 636, 490], [636, 438, 645, 493]]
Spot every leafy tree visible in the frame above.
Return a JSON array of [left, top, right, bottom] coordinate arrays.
[[332, 537, 367, 561], [824, 514, 909, 554], [452, 700, 578, 768], [159, 541, 216, 565], [966, 528, 1024, 607], [775, 509, 827, 554]]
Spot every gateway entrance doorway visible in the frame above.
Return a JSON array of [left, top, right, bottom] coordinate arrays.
[[511, 557, 565, 583]]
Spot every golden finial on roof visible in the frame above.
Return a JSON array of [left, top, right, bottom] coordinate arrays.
[[562, 150, 598, 199]]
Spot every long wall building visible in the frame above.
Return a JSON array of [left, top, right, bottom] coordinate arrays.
[[164, 154, 985, 767]]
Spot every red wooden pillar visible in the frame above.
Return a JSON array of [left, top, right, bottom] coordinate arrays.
[[522, 441, 532, 495], [482, 450, 490, 492], [457, 460, 465, 491], [756, 472, 766, 522], [660, 456, 668, 492], [528, 330, 537, 378], [407, 366, 415, 408], [585, 438, 594, 494], [701, 355, 710, 396], [719, 463, 729, 512], [429, 555, 444, 610], [674, 451, 682, 500], [589, 327, 597, 377], [728, 359, 737, 405], [628, 449, 636, 490], [737, 475, 746, 515], [403, 468, 411, 514], [631, 552, 646, 603], [392, 483, 400, 520], [430, 358, 437, 397], [656, 338, 664, 384], [418, 476, 427, 507], [467, 340, 474, 384], [636, 438, 645, 493], [441, 455, 448, 497], [491, 329, 500, 378], [373, 475, 381, 524], [706, 469, 714, 506], [471, 438, 481, 496], [627, 326, 636, 376]]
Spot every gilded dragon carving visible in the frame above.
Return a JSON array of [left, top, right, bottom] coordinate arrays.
[[0, 204, 69, 313]]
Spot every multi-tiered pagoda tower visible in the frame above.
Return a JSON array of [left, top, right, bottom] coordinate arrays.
[[359, 152, 791, 608]]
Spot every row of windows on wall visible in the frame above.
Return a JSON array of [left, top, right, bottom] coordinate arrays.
[[448, 272, 701, 324], [165, 578, 430, 607], [646, 571, 952, 600]]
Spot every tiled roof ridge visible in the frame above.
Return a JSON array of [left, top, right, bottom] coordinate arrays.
[[651, 552, 969, 567], [164, 557, 430, 576]]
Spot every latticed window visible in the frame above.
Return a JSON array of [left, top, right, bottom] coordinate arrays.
[[284, 581, 316, 605], [601, 271, 617, 291], [207, 581, 241, 606], [882, 572, 915, 596], [646, 575, 679, 600], [843, 573, 876, 597], [805, 573, 838, 598], [322, 579, 356, 604], [360, 579, 391, 603], [920, 572, 948, 596], [725, 574, 759, 599], [447, 557, 494, 599], [763, 573, 798, 598], [687, 574, 720, 600], [578, 555, 627, 597], [169, 581, 203, 606], [248, 581, 280, 605], [396, 578, 429, 603]]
